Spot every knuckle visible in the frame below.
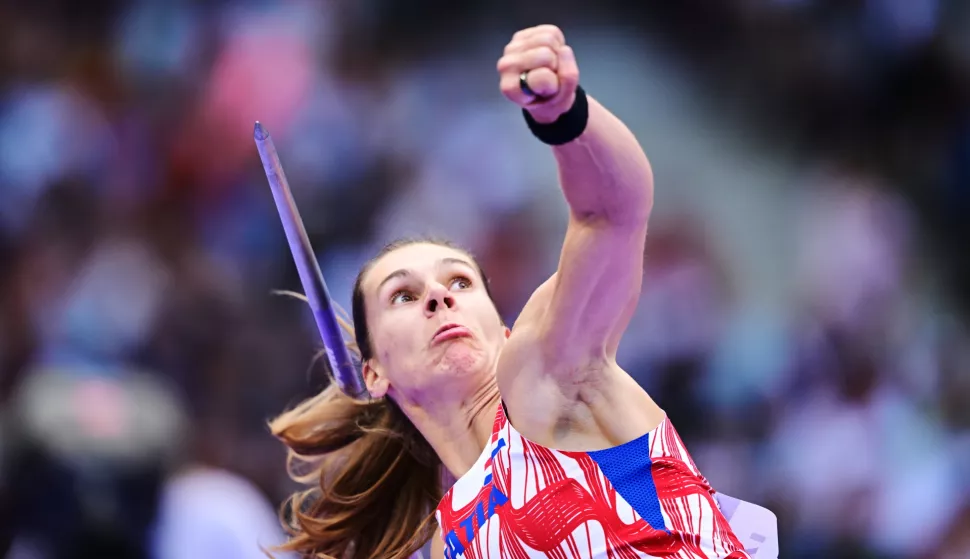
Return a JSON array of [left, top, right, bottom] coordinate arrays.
[[534, 32, 555, 47], [540, 25, 564, 40], [499, 75, 519, 91], [535, 46, 557, 67]]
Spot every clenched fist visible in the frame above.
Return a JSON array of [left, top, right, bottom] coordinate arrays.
[[497, 25, 579, 124]]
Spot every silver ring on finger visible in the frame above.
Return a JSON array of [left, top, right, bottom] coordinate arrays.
[[519, 71, 538, 99]]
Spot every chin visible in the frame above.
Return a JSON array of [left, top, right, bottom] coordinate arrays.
[[433, 344, 489, 379]]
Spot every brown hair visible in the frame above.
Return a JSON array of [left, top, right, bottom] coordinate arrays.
[[269, 237, 496, 559]]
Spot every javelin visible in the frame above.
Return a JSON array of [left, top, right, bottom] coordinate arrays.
[[253, 122, 367, 399]]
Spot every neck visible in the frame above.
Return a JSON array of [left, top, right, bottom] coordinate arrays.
[[394, 375, 501, 480]]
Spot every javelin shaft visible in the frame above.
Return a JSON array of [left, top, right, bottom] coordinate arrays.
[[253, 122, 366, 398]]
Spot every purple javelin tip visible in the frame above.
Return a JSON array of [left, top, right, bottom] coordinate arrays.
[[253, 120, 368, 399], [254, 121, 268, 141]]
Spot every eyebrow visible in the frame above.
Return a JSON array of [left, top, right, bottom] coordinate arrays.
[[376, 257, 475, 292]]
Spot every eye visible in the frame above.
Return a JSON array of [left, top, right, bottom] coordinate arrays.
[[450, 276, 472, 290], [390, 290, 416, 305]]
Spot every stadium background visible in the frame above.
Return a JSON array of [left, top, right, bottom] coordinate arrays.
[[0, 0, 969, 557]]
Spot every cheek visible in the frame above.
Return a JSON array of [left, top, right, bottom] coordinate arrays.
[[472, 300, 503, 336], [373, 313, 418, 362]]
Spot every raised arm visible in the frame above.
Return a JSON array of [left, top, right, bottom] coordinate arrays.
[[497, 26, 653, 373], [541, 93, 653, 363]]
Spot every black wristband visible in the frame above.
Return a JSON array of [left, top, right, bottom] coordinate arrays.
[[522, 85, 589, 146]]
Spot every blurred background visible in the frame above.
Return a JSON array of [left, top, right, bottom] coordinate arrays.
[[0, 0, 969, 557]]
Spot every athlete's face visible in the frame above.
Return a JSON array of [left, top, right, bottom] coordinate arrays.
[[360, 243, 509, 403]]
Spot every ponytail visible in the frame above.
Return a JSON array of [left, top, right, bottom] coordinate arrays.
[[270, 383, 442, 558]]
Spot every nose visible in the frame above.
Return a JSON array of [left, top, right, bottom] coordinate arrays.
[[424, 283, 455, 316]]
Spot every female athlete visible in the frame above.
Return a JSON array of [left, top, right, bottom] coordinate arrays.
[[270, 25, 751, 559]]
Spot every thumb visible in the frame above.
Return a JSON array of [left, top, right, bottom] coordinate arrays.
[[525, 67, 559, 99]]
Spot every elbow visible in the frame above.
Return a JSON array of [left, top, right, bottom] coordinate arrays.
[[555, 97, 655, 227], [621, 178, 654, 227], [575, 179, 653, 230], [615, 154, 654, 226], [622, 152, 655, 224]]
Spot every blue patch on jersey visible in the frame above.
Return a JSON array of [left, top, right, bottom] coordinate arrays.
[[586, 431, 669, 532]]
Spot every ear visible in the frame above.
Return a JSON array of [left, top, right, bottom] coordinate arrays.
[[363, 360, 389, 399]]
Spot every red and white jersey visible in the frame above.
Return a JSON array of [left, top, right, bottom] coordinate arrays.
[[435, 404, 751, 559]]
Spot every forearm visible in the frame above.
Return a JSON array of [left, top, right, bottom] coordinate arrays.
[[551, 95, 654, 226]]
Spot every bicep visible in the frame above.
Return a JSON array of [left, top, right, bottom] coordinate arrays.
[[497, 215, 651, 440], [537, 215, 647, 365]]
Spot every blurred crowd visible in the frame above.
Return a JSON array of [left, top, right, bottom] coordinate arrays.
[[0, 0, 969, 558]]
